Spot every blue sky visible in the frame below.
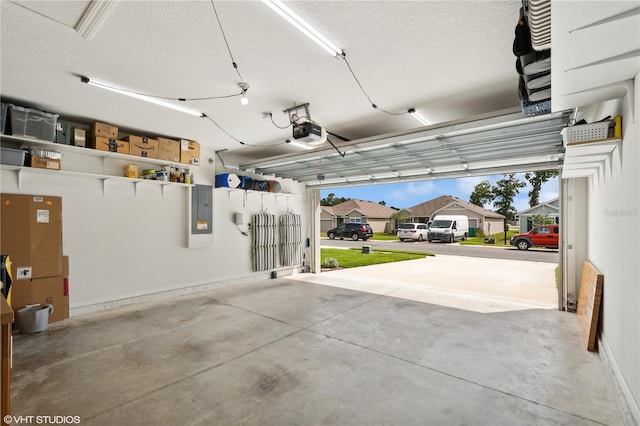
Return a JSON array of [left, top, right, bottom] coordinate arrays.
[[320, 173, 559, 212]]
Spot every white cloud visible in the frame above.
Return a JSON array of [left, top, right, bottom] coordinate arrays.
[[388, 181, 436, 202], [455, 176, 487, 196], [539, 177, 560, 202]]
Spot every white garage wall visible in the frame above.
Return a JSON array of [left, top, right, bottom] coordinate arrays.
[[584, 73, 639, 423], [0, 154, 310, 313]]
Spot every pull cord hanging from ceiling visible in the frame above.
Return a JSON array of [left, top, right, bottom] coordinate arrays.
[[207, 1, 286, 148]]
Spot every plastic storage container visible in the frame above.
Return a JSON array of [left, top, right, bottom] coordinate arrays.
[[8, 104, 59, 141], [561, 121, 611, 146], [0, 146, 27, 166]]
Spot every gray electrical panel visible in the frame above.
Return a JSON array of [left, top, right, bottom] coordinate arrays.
[[191, 184, 213, 235]]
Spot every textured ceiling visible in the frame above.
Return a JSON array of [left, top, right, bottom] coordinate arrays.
[[0, 0, 523, 163]]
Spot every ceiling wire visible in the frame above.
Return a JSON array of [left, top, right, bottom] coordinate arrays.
[[268, 113, 292, 129], [340, 55, 408, 116], [211, 0, 245, 83], [205, 114, 285, 148]]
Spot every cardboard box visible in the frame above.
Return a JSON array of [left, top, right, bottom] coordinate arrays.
[[157, 137, 180, 162], [124, 135, 159, 159], [72, 128, 86, 147], [0, 194, 63, 280], [62, 255, 69, 319], [63, 255, 69, 278], [90, 122, 118, 139], [180, 139, 200, 166], [31, 156, 61, 170], [89, 136, 130, 154], [10, 276, 67, 327]]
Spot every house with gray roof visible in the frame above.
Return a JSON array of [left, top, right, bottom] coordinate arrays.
[[516, 198, 559, 233], [321, 199, 397, 233], [398, 195, 505, 236]]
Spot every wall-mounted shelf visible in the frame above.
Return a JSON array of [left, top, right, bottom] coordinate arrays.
[[0, 133, 188, 168], [0, 164, 192, 197], [214, 187, 301, 197], [0, 133, 196, 197]]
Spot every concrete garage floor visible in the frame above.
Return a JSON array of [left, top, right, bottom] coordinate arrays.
[[11, 265, 623, 425]]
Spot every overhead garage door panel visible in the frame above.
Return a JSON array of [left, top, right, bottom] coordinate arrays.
[[241, 109, 571, 188]]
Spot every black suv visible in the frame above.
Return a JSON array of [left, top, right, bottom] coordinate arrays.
[[327, 223, 373, 241]]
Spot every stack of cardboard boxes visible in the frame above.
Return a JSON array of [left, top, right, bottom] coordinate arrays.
[[85, 121, 200, 165], [88, 122, 129, 154], [0, 194, 69, 329]]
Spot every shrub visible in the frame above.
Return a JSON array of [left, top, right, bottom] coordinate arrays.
[[474, 229, 485, 237], [323, 257, 339, 268]]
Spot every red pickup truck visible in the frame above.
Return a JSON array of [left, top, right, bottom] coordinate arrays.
[[509, 225, 559, 250]]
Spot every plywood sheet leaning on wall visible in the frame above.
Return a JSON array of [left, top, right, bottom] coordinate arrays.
[[577, 260, 604, 351]]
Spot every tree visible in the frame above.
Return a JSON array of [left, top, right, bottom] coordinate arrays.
[[531, 214, 556, 227], [525, 170, 559, 207], [320, 193, 351, 206], [469, 180, 494, 207], [491, 174, 526, 242], [379, 200, 387, 206], [390, 210, 412, 230]]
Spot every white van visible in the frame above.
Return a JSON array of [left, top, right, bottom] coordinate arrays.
[[427, 215, 469, 243]]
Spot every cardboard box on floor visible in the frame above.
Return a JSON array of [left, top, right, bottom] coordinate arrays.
[[10, 276, 67, 328], [0, 194, 63, 280], [62, 255, 69, 320]]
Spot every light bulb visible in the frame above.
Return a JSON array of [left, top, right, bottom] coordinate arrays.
[[238, 82, 250, 106]]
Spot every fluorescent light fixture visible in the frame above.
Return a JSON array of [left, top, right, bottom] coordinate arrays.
[[80, 76, 204, 117], [408, 108, 431, 126], [262, 0, 343, 57], [287, 139, 314, 150]]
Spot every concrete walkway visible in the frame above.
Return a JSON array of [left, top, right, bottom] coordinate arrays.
[[290, 254, 558, 313], [10, 272, 623, 425]]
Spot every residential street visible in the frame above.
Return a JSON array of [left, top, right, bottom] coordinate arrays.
[[321, 238, 559, 263]]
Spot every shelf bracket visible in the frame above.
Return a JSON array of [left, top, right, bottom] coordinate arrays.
[[100, 177, 110, 195], [17, 168, 24, 191]]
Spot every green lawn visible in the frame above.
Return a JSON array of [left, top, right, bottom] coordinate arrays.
[[321, 232, 398, 241], [459, 230, 519, 246], [321, 247, 432, 269], [371, 233, 399, 241]]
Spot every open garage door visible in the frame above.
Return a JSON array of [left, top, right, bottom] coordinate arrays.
[[241, 109, 571, 310]]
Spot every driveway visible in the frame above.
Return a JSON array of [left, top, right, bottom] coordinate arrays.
[[290, 255, 558, 313], [322, 237, 559, 263]]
